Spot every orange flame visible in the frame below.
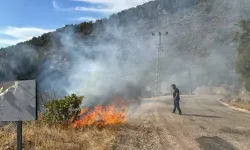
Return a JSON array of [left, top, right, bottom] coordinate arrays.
[[73, 98, 127, 128]]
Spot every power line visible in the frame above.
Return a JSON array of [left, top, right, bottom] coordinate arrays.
[[102, 25, 170, 39]]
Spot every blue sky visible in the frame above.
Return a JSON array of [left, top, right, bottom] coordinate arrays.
[[0, 0, 150, 48]]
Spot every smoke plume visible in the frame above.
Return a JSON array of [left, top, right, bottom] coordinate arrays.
[[1, 0, 250, 107]]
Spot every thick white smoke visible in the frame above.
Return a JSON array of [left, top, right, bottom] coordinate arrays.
[[1, 0, 250, 107], [35, 0, 250, 106]]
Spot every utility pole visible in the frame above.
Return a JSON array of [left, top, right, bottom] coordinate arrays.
[[152, 31, 168, 96], [233, 70, 236, 94], [232, 54, 238, 94], [189, 68, 192, 95]]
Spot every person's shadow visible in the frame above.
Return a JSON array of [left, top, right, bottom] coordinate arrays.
[[196, 136, 237, 150], [182, 114, 221, 118]]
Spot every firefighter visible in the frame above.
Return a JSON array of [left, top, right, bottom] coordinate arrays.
[[171, 84, 182, 115]]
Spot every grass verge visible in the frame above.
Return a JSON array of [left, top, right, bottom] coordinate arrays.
[[0, 117, 116, 150], [222, 95, 250, 111], [1, 118, 164, 150], [231, 102, 250, 111]]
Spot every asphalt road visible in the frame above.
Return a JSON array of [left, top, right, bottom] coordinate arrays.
[[127, 95, 250, 150]]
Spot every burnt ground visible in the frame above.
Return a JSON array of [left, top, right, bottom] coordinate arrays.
[[107, 95, 250, 150]]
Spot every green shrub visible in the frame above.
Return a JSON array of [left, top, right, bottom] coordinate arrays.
[[234, 19, 250, 91], [43, 94, 84, 124], [243, 77, 250, 91]]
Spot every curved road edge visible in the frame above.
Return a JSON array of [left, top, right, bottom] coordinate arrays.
[[218, 99, 250, 114]]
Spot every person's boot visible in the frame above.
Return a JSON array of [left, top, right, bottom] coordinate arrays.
[[179, 112, 182, 115]]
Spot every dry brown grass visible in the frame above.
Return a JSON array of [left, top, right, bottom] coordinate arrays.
[[223, 96, 250, 111], [0, 115, 165, 150], [107, 124, 164, 150], [232, 102, 250, 111], [0, 116, 116, 150]]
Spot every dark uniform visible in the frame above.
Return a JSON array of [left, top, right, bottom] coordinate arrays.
[[172, 87, 182, 115]]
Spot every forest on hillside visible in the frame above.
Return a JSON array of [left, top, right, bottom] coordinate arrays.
[[0, 0, 250, 106], [0, 0, 201, 91]]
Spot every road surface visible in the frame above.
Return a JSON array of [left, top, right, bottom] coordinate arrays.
[[127, 95, 250, 150]]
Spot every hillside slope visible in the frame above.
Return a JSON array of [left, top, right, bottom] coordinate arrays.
[[0, 0, 250, 105]]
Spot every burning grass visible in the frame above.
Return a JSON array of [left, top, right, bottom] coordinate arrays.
[[0, 98, 146, 150], [73, 104, 126, 128], [72, 97, 137, 128], [0, 98, 169, 150]]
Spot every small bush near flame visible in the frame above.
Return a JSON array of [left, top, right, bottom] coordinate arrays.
[[43, 94, 83, 124]]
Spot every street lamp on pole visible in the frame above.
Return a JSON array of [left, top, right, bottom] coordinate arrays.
[[152, 31, 168, 96]]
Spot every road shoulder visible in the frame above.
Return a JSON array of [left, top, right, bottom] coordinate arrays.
[[218, 100, 250, 114]]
